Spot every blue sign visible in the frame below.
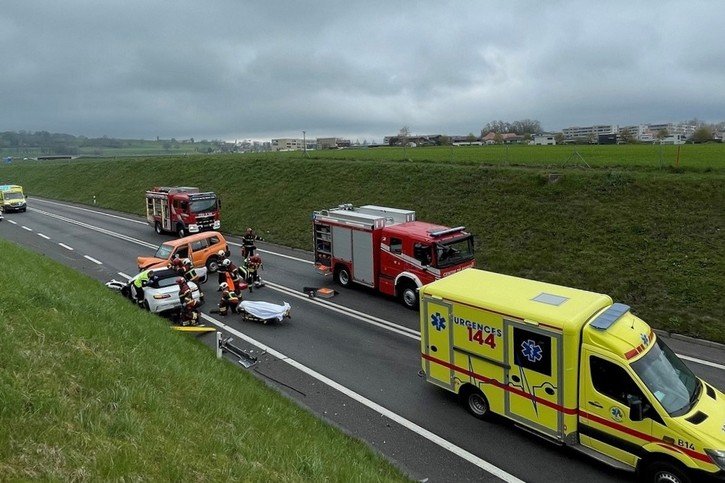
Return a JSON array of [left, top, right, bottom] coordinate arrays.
[[431, 312, 446, 331]]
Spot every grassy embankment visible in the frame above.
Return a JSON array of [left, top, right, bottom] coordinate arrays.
[[0, 240, 407, 480], [3, 150, 723, 342]]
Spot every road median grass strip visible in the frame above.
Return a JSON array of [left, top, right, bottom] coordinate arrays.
[[2, 153, 723, 342], [0, 240, 407, 481]]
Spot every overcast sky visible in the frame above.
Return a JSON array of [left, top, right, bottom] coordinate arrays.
[[1, 1, 723, 142]]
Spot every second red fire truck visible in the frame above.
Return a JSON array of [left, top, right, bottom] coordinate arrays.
[[146, 186, 221, 237], [313, 204, 476, 308]]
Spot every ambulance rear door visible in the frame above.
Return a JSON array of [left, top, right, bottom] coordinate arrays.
[[504, 320, 564, 440], [422, 296, 454, 390]]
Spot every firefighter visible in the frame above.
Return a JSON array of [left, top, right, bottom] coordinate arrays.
[[212, 282, 240, 316], [245, 254, 264, 288], [218, 257, 238, 284], [181, 258, 201, 284], [242, 227, 257, 259], [132, 269, 155, 304], [176, 277, 200, 326], [168, 256, 184, 274]]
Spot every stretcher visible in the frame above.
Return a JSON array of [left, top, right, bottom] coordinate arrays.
[[238, 300, 291, 324]]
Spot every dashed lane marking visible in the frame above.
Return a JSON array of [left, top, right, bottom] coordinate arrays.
[[118, 272, 132, 280], [22, 225, 32, 231], [37, 233, 50, 240], [84, 255, 103, 265], [58, 243, 74, 251], [7, 219, 17, 224]]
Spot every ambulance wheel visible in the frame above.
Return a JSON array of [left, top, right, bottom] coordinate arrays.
[[463, 387, 490, 419], [643, 460, 690, 483], [155, 222, 163, 235], [335, 266, 351, 287], [399, 282, 418, 310]]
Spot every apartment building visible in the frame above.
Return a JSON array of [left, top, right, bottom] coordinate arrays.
[[562, 125, 618, 141], [271, 138, 304, 151]]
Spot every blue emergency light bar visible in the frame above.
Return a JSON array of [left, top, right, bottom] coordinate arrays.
[[589, 303, 630, 330]]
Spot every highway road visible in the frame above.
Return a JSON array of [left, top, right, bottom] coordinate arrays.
[[1, 197, 723, 482]]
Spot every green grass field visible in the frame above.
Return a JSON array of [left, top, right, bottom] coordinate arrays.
[[2, 153, 723, 343], [0, 240, 407, 481]]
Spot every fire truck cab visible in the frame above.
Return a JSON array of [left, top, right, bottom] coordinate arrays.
[[313, 204, 475, 308], [146, 186, 220, 237]]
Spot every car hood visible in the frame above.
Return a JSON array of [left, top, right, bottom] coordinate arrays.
[[137, 256, 167, 270]]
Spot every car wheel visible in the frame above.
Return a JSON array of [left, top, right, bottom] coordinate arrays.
[[335, 265, 351, 287], [463, 388, 490, 419], [142, 300, 150, 311], [644, 460, 691, 483], [399, 282, 419, 310], [206, 256, 219, 273], [155, 222, 163, 235]]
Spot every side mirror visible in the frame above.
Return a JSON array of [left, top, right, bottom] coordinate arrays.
[[181, 201, 189, 210], [627, 394, 643, 422]]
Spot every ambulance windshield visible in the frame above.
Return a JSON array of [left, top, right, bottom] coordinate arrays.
[[190, 196, 217, 213], [435, 236, 474, 268], [631, 337, 700, 416], [4, 192, 24, 200]]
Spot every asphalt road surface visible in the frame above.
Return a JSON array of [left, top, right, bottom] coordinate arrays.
[[1, 197, 723, 482]]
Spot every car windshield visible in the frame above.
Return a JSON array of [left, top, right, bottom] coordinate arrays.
[[435, 236, 474, 268], [631, 337, 700, 416], [5, 192, 24, 200], [190, 197, 217, 213], [154, 243, 174, 259]]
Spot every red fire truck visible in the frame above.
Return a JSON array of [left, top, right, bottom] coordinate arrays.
[[312, 204, 476, 308], [146, 186, 221, 237]]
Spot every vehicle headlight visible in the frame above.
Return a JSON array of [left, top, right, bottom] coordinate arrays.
[[705, 449, 725, 470], [213, 220, 220, 228]]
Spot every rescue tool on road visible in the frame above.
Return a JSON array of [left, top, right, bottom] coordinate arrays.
[[420, 269, 725, 483], [145, 186, 220, 237], [312, 204, 475, 309]]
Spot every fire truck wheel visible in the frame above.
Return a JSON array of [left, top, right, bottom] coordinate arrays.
[[399, 283, 419, 310], [154, 222, 163, 235], [643, 460, 691, 483], [462, 387, 490, 419], [177, 226, 186, 238], [335, 266, 351, 287]]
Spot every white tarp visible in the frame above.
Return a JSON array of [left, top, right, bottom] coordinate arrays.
[[239, 301, 291, 321]]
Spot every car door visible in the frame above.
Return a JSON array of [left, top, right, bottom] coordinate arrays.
[[190, 238, 208, 267]]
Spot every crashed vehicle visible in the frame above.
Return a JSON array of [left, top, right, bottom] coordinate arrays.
[[119, 269, 203, 313]]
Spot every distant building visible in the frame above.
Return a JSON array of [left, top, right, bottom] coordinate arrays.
[[316, 137, 351, 149], [598, 133, 618, 144], [533, 134, 556, 145], [271, 138, 304, 151], [659, 134, 687, 145], [562, 125, 618, 142], [481, 132, 523, 144]]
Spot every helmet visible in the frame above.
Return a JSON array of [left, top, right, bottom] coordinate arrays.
[[219, 282, 228, 291], [182, 258, 192, 267], [221, 259, 231, 268], [171, 258, 183, 267], [250, 255, 262, 264], [176, 277, 185, 285], [217, 250, 226, 257]]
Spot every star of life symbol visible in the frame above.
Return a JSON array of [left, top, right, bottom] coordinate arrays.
[[640, 333, 650, 346], [521, 339, 543, 363], [431, 313, 446, 331]]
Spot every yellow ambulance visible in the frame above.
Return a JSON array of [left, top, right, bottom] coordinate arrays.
[[0, 184, 27, 212], [420, 269, 724, 483]]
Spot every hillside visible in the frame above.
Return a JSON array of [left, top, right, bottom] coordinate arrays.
[[0, 239, 407, 480], [2, 151, 723, 342]]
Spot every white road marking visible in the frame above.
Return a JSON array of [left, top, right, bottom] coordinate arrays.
[[29, 204, 725, 373], [203, 312, 524, 483], [22, 225, 32, 231], [118, 272, 133, 280], [227, 240, 314, 265], [58, 243, 74, 251], [37, 233, 50, 240], [679, 355, 725, 370], [7, 219, 17, 224], [84, 255, 103, 265], [31, 197, 148, 225]]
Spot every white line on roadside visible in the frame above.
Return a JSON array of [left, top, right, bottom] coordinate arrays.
[[31, 198, 148, 225], [203, 313, 524, 483], [29, 204, 725, 372], [37, 233, 50, 240], [84, 255, 103, 265], [227, 240, 314, 265], [679, 355, 725, 370], [58, 243, 74, 251], [21, 225, 32, 231], [7, 219, 17, 224], [118, 272, 132, 280]]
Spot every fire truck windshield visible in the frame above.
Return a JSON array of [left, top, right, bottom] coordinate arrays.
[[189, 197, 217, 213], [435, 236, 474, 268]]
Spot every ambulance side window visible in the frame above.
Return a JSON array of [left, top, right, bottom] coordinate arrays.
[[590, 356, 645, 405], [390, 238, 402, 254]]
